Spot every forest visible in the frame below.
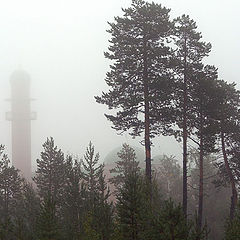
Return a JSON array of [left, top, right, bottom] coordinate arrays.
[[1, 0, 240, 239]]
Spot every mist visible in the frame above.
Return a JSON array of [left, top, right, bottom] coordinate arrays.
[[0, 0, 239, 167], [0, 1, 240, 240]]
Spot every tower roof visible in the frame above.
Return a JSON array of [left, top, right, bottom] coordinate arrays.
[[10, 70, 30, 86]]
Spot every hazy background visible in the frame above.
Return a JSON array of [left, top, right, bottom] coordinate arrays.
[[0, 0, 239, 169]]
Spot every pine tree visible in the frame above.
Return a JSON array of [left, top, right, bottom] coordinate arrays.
[[95, 0, 173, 183], [62, 155, 84, 240], [13, 181, 40, 240], [188, 150, 230, 239], [173, 14, 211, 217], [82, 142, 103, 211], [116, 171, 144, 240], [0, 145, 23, 240], [109, 143, 140, 191], [36, 195, 61, 240], [82, 142, 114, 240], [190, 65, 219, 231], [154, 199, 190, 240], [211, 80, 240, 219], [34, 137, 65, 206], [94, 166, 114, 240]]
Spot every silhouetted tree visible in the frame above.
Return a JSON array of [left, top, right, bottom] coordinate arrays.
[[0, 145, 22, 240], [95, 0, 173, 183], [82, 142, 113, 240], [13, 182, 40, 240], [211, 80, 240, 219], [36, 195, 61, 240], [62, 155, 85, 240], [34, 137, 65, 207], [189, 65, 218, 231], [116, 170, 144, 240], [173, 14, 211, 217]]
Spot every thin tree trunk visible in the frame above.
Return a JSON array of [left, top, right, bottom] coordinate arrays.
[[197, 108, 204, 233], [221, 128, 238, 220], [143, 37, 151, 184], [182, 36, 188, 217]]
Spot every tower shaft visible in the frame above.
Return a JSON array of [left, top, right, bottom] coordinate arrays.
[[7, 70, 36, 180]]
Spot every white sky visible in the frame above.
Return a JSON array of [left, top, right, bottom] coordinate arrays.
[[0, 0, 239, 169]]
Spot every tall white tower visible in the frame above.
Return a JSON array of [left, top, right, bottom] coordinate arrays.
[[6, 70, 36, 180]]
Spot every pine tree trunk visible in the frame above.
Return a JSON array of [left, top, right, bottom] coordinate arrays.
[[197, 109, 204, 233], [221, 128, 237, 220], [182, 36, 188, 217], [143, 37, 151, 184], [182, 88, 188, 217]]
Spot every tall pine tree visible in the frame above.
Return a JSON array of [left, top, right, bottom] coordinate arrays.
[[173, 15, 211, 216], [95, 0, 173, 183]]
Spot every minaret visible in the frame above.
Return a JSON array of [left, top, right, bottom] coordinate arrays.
[[6, 70, 36, 180]]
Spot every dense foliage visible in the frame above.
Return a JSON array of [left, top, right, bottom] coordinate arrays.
[[1, 0, 240, 239]]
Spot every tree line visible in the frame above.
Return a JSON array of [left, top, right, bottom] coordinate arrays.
[[0, 140, 238, 240], [95, 0, 240, 235]]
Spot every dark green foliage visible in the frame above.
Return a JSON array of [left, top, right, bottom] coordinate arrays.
[[115, 171, 144, 240], [156, 199, 190, 240], [115, 170, 196, 240], [13, 182, 40, 240], [36, 196, 61, 240], [95, 0, 174, 182], [190, 65, 219, 152], [33, 138, 66, 239], [212, 80, 240, 218], [0, 145, 23, 240], [94, 168, 114, 240], [82, 142, 114, 240], [225, 203, 240, 240], [61, 155, 84, 240], [82, 141, 105, 210], [34, 137, 65, 205], [82, 213, 100, 240], [96, 0, 173, 135], [172, 14, 212, 217]]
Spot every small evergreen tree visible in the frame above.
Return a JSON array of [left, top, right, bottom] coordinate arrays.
[[62, 155, 84, 240], [116, 170, 144, 240], [94, 167, 113, 240], [34, 137, 65, 206], [82, 142, 114, 240], [155, 199, 190, 240], [82, 141, 103, 211], [36, 196, 61, 240], [109, 143, 140, 191]]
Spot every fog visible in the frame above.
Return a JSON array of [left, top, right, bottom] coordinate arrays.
[[0, 0, 239, 169]]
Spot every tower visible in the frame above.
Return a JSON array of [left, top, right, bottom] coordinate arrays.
[[6, 70, 36, 180]]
